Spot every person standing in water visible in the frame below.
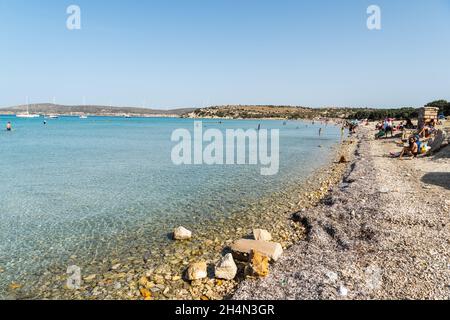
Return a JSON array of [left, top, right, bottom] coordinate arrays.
[[319, 127, 322, 136], [6, 122, 12, 131]]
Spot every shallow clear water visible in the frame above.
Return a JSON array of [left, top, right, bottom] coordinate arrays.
[[0, 116, 341, 296]]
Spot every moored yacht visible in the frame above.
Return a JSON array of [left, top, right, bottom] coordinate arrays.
[[16, 102, 40, 118]]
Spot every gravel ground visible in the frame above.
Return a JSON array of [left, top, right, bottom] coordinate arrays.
[[233, 126, 450, 300]]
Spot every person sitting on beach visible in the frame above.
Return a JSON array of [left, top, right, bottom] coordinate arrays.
[[375, 128, 386, 139], [376, 121, 383, 130], [419, 119, 436, 138], [6, 122, 12, 131], [404, 118, 415, 129], [399, 136, 418, 159]]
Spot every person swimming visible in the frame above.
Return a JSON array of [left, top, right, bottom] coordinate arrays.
[[6, 122, 12, 131]]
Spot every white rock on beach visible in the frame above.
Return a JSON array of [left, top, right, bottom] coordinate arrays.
[[186, 262, 207, 280], [231, 239, 283, 261], [253, 229, 272, 241], [339, 285, 348, 297], [173, 226, 192, 240], [379, 187, 390, 193], [326, 271, 338, 283], [215, 253, 237, 280]]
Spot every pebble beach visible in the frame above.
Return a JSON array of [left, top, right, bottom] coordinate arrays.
[[3, 128, 354, 300], [234, 125, 450, 300], [6, 123, 447, 300]]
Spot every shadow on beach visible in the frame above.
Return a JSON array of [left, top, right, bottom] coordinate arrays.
[[421, 172, 450, 190], [433, 145, 450, 159]]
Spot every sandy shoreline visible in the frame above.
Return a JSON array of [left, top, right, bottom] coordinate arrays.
[[234, 125, 449, 300]]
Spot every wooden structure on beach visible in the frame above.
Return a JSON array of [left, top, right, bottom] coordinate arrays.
[[418, 107, 439, 129]]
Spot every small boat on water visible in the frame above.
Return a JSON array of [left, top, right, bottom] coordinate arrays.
[[48, 114, 59, 119], [80, 115, 88, 119]]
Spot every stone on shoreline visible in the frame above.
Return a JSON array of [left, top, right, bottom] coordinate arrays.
[[215, 253, 237, 280], [339, 285, 348, 297], [84, 274, 97, 282], [339, 155, 348, 163], [253, 229, 272, 241], [230, 239, 283, 261], [173, 226, 192, 240], [139, 287, 152, 300], [291, 209, 306, 222], [111, 263, 121, 270], [138, 276, 149, 287], [250, 250, 269, 277], [186, 262, 207, 281], [9, 282, 21, 290]]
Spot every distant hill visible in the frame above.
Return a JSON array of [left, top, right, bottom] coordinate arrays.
[[181, 104, 424, 120], [0, 103, 195, 117], [182, 105, 317, 119], [182, 105, 354, 119]]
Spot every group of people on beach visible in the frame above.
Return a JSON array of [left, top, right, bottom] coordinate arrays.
[[375, 118, 417, 140], [350, 116, 445, 160], [387, 118, 444, 159], [343, 120, 359, 134]]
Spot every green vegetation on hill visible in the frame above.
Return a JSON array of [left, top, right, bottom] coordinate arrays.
[[425, 100, 450, 116], [348, 107, 418, 121], [184, 100, 449, 120], [185, 105, 418, 120]]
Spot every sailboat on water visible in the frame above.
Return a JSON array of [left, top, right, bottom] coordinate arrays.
[[16, 101, 40, 118]]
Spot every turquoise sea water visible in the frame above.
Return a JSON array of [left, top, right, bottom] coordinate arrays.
[[0, 116, 341, 297]]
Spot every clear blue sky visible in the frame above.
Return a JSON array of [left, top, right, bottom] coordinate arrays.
[[1, 0, 449, 109]]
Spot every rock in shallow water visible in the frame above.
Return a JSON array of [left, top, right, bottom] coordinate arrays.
[[215, 253, 237, 280], [173, 226, 192, 240], [186, 262, 207, 280], [253, 229, 272, 241]]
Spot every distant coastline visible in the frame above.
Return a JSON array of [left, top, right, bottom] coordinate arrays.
[[0, 113, 181, 118], [1, 100, 448, 120], [0, 103, 195, 118]]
